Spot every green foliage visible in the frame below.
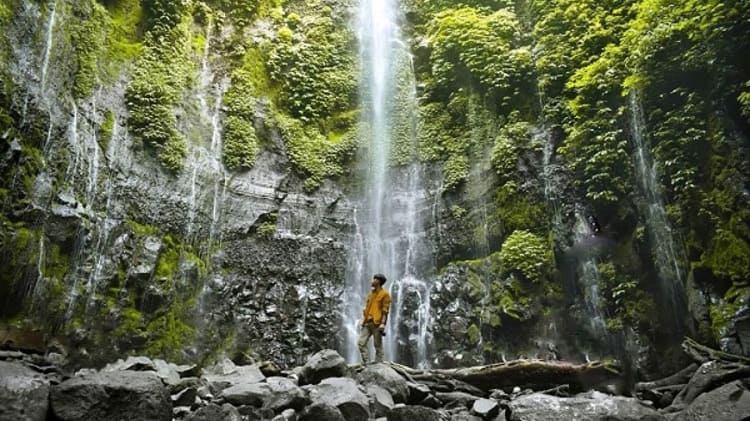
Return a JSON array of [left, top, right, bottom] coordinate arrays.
[[125, 7, 192, 172], [495, 182, 546, 236], [274, 112, 359, 191], [499, 230, 551, 283], [266, 10, 356, 123], [154, 234, 180, 281], [69, 1, 110, 98], [709, 285, 750, 340], [222, 116, 258, 171], [701, 229, 750, 281], [256, 222, 276, 240], [466, 323, 480, 345], [102, 0, 144, 66], [491, 117, 530, 179], [99, 110, 115, 151], [426, 7, 532, 105], [740, 81, 750, 121]]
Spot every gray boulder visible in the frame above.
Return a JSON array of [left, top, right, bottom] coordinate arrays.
[[508, 391, 665, 421], [308, 377, 370, 421], [435, 391, 481, 408], [50, 370, 170, 421], [171, 386, 198, 407], [103, 355, 156, 372], [387, 405, 444, 421], [272, 408, 298, 421], [451, 413, 483, 421], [220, 382, 272, 406], [358, 363, 409, 403], [299, 349, 348, 385], [673, 380, 750, 421], [203, 363, 265, 395], [185, 403, 242, 421], [471, 398, 499, 419], [264, 376, 309, 412], [300, 402, 346, 421], [368, 384, 396, 418], [0, 361, 50, 421]]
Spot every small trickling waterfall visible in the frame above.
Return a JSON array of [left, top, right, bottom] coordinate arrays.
[[629, 91, 687, 327], [343, 0, 434, 367], [39, 0, 57, 94], [573, 211, 608, 336]]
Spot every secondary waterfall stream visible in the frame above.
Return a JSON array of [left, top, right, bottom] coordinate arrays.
[[343, 0, 434, 367], [629, 91, 687, 329]]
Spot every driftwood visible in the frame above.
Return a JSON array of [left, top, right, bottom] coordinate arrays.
[[683, 337, 750, 364], [635, 363, 698, 392], [387, 359, 621, 392]]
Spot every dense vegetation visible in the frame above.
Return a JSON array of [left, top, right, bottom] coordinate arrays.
[[0, 0, 748, 367]]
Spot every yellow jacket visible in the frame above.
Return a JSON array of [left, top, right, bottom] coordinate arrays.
[[363, 287, 391, 325]]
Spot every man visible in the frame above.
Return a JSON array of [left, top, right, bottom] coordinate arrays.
[[358, 273, 391, 364]]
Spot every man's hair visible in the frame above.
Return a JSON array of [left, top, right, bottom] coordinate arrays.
[[373, 273, 387, 285]]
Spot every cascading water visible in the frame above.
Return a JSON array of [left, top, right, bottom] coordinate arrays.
[[39, 0, 57, 94], [343, 0, 434, 367], [572, 211, 608, 336], [629, 91, 687, 326]]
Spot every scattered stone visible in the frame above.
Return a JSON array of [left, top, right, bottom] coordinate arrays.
[[259, 360, 283, 377], [299, 402, 346, 421], [299, 349, 348, 385], [172, 386, 198, 407], [184, 403, 241, 421], [272, 408, 298, 421], [450, 412, 483, 421], [51, 370, 170, 421], [169, 376, 201, 394], [368, 384, 396, 418], [265, 376, 309, 412], [108, 355, 156, 372], [204, 363, 265, 395], [387, 405, 443, 421], [153, 359, 180, 385], [435, 391, 481, 408], [673, 380, 750, 421], [471, 398, 499, 419], [508, 391, 665, 421], [0, 361, 50, 421], [176, 364, 200, 378], [220, 382, 272, 406], [308, 377, 370, 421], [358, 363, 410, 403]]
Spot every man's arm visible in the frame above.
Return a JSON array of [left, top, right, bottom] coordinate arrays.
[[379, 293, 391, 330]]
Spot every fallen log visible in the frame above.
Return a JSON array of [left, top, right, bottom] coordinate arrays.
[[683, 337, 750, 364], [387, 359, 621, 392], [635, 363, 698, 391]]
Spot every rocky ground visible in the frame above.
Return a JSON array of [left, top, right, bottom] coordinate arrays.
[[1, 343, 749, 421]]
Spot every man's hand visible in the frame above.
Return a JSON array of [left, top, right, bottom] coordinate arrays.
[[378, 323, 385, 332]]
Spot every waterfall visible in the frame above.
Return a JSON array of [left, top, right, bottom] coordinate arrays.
[[573, 212, 608, 336], [39, 0, 57, 93], [629, 91, 687, 326], [344, 0, 433, 367]]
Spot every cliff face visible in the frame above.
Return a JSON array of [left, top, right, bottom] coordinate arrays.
[[1, 0, 749, 375]]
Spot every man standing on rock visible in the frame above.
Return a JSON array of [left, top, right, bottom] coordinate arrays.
[[358, 273, 391, 364]]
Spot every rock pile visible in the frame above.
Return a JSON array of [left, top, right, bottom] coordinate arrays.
[[1, 346, 749, 421]]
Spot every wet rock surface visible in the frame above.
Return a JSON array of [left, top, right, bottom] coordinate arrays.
[[2, 347, 749, 420]]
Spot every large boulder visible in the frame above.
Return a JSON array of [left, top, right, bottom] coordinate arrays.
[[508, 392, 665, 421], [220, 382, 272, 406], [203, 362, 266, 395], [471, 398, 499, 419], [0, 361, 50, 421], [308, 377, 370, 421], [358, 363, 409, 403], [264, 376, 309, 412], [673, 380, 750, 421], [300, 402, 346, 421], [50, 370, 171, 421], [299, 349, 348, 385], [367, 384, 395, 418], [185, 403, 242, 421], [387, 405, 444, 421]]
